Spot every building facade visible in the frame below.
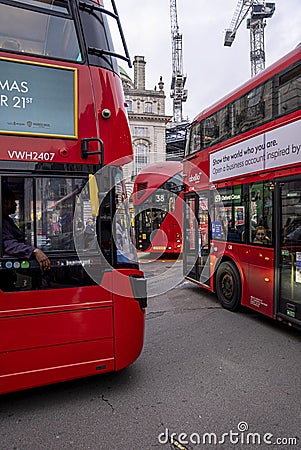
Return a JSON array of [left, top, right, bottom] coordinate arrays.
[[120, 56, 171, 192]]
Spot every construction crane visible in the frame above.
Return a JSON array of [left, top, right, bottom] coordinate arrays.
[[169, 0, 187, 123], [224, 1, 275, 77]]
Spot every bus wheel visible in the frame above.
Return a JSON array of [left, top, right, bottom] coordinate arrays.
[[216, 261, 241, 311]]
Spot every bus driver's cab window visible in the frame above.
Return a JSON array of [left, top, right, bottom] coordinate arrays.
[[1, 176, 98, 292], [1, 177, 86, 254], [249, 181, 273, 245], [2, 178, 34, 251]]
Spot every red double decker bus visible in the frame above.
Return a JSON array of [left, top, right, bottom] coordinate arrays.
[[0, 0, 146, 395], [183, 46, 301, 328], [133, 161, 183, 255]]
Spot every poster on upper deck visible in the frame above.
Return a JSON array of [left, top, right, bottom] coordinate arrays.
[[265, 120, 301, 170], [210, 119, 301, 182], [0, 57, 77, 138]]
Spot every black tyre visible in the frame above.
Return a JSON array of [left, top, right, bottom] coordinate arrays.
[[215, 261, 241, 311]]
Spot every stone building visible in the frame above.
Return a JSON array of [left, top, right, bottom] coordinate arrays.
[[120, 56, 172, 193]]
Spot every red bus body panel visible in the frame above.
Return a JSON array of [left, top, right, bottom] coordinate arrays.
[[0, 270, 145, 394], [209, 242, 274, 317]]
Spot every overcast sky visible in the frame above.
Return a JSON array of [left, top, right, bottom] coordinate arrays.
[[112, 0, 301, 121]]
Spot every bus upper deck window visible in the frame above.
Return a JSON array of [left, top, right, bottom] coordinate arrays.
[[0, 2, 81, 62], [278, 65, 301, 116], [249, 182, 273, 245], [12, 0, 70, 15]]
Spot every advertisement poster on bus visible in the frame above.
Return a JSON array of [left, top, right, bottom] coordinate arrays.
[[235, 206, 245, 226], [210, 119, 301, 182], [0, 58, 77, 138]]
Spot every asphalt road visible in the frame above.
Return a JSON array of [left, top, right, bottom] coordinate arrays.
[[1, 258, 300, 450]]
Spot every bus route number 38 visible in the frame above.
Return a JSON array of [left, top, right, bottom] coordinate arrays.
[[155, 194, 165, 203]]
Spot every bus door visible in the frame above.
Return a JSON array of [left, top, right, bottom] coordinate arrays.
[[242, 181, 275, 317], [183, 192, 210, 286], [184, 193, 198, 280], [198, 193, 210, 285], [277, 178, 301, 324]]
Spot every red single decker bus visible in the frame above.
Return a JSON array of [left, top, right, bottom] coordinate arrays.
[[183, 46, 301, 328], [0, 0, 146, 395], [133, 161, 183, 255]]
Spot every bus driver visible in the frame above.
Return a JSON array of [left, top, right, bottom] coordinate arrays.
[[2, 188, 51, 270]]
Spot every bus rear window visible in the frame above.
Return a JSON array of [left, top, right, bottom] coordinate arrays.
[[1, 176, 98, 254]]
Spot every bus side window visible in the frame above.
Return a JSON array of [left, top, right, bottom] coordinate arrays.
[[212, 186, 245, 243], [278, 64, 301, 116], [249, 182, 273, 245]]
